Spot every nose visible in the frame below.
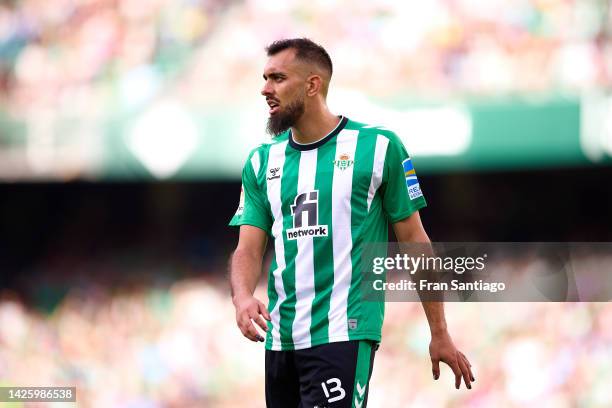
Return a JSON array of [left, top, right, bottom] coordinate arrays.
[[261, 81, 273, 97]]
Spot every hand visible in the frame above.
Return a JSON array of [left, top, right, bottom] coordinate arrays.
[[429, 330, 475, 389], [233, 295, 270, 342]]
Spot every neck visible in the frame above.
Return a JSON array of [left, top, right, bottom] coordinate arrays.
[[291, 104, 340, 145]]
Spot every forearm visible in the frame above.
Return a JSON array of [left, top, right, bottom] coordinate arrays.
[[230, 248, 263, 303], [421, 301, 448, 336], [413, 240, 448, 337], [392, 213, 448, 337], [411, 232, 448, 336]]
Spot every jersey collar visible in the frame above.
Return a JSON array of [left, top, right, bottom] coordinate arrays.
[[288, 116, 348, 151]]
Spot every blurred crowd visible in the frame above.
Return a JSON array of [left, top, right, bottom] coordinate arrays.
[[1, 0, 611, 180], [0, 0, 228, 117], [0, 273, 611, 407], [217, 0, 612, 98], [0, 277, 262, 408], [1, 0, 611, 117]]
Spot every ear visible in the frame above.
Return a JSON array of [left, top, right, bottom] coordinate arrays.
[[305, 74, 322, 97]]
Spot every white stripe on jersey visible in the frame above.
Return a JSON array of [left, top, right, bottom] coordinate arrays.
[[267, 141, 288, 351], [250, 150, 260, 177], [291, 149, 318, 348], [367, 135, 390, 211], [328, 129, 359, 341]]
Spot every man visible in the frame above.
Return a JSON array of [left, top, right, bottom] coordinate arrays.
[[229, 38, 474, 408]]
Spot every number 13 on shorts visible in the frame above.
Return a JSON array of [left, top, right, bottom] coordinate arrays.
[[321, 378, 346, 403]]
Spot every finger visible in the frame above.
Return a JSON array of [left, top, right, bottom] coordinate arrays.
[[458, 352, 475, 381], [461, 354, 475, 382], [240, 315, 264, 342], [431, 358, 440, 380], [245, 319, 264, 341], [443, 357, 462, 389], [238, 320, 258, 342], [460, 351, 473, 368], [253, 315, 269, 333], [247, 307, 268, 334], [259, 302, 271, 321], [457, 354, 472, 389]]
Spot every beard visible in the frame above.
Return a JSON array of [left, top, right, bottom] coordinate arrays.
[[266, 98, 305, 137]]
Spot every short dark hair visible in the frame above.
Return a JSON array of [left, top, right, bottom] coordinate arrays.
[[265, 38, 333, 76]]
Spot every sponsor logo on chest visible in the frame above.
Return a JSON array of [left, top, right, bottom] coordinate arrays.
[[286, 190, 329, 240]]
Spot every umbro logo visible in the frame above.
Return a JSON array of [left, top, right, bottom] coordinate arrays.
[[267, 167, 281, 180]]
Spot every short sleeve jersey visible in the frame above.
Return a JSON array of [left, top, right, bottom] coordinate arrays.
[[229, 117, 426, 350]]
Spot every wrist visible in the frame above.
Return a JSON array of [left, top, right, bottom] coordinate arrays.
[[232, 292, 252, 306], [430, 325, 448, 338]]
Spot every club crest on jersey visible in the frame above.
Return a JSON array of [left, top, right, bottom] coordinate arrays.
[[402, 157, 423, 200], [286, 190, 329, 240], [333, 153, 354, 171]]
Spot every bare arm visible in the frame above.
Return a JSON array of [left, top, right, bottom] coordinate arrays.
[[392, 212, 475, 389], [391, 213, 448, 335], [230, 225, 270, 342], [231, 225, 268, 299]]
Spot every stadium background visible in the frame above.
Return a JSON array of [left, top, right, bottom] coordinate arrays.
[[1, 0, 612, 406]]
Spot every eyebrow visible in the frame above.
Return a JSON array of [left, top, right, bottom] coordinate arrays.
[[263, 72, 287, 80]]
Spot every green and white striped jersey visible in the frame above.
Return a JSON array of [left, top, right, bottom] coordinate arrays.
[[229, 116, 426, 351]]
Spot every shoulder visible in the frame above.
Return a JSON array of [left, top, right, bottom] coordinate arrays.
[[246, 144, 266, 161], [243, 143, 267, 175], [243, 132, 290, 175], [251, 131, 289, 157], [345, 118, 404, 146], [246, 133, 284, 160]]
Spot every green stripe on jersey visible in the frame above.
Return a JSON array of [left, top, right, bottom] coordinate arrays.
[[328, 127, 358, 343], [310, 136, 337, 344], [279, 144, 300, 348], [347, 127, 377, 340]]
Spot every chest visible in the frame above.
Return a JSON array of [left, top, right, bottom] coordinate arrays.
[[266, 143, 376, 215]]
